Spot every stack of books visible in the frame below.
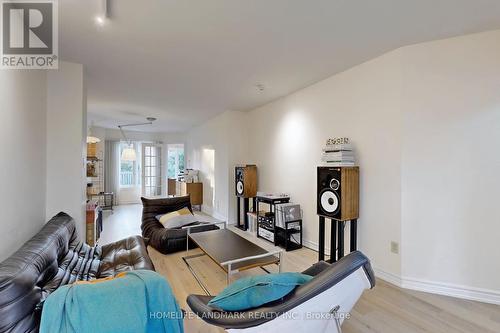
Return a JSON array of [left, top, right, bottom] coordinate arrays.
[[321, 142, 355, 166]]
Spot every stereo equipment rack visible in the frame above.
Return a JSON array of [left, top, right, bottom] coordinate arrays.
[[256, 194, 303, 251]]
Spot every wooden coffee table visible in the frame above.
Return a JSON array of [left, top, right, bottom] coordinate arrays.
[[182, 228, 282, 295]]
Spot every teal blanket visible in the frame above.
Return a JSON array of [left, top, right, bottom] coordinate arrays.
[[40, 270, 184, 333]]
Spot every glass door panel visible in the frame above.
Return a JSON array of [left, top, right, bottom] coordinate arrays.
[[142, 143, 162, 197]]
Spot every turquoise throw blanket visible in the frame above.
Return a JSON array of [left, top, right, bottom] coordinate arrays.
[[40, 270, 184, 333]]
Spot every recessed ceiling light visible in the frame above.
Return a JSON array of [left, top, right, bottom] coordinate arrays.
[[94, 16, 106, 26]]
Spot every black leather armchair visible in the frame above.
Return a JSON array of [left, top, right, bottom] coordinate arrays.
[[141, 196, 219, 254], [187, 251, 375, 333]]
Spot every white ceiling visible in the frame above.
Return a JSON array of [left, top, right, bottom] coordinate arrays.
[[59, 0, 500, 132]]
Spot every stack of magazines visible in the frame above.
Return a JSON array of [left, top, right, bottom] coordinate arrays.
[[321, 142, 355, 166]]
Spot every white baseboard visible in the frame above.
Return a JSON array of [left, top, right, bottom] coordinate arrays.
[[373, 267, 403, 287], [303, 239, 319, 251], [200, 205, 226, 221], [373, 267, 500, 305], [303, 239, 331, 255], [301, 239, 500, 306], [401, 276, 500, 305], [212, 211, 226, 221]]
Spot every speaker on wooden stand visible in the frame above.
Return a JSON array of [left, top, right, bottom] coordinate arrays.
[[317, 166, 359, 221], [317, 166, 359, 263], [235, 165, 257, 198], [235, 165, 257, 230]]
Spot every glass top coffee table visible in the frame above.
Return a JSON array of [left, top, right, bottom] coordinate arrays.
[[182, 228, 282, 295]]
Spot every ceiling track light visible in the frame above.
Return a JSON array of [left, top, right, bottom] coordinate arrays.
[[103, 0, 110, 19], [118, 117, 156, 162], [95, 0, 110, 26]]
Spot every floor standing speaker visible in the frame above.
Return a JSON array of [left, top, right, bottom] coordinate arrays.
[[317, 166, 359, 221], [235, 165, 257, 230], [235, 165, 257, 198], [317, 166, 359, 263]]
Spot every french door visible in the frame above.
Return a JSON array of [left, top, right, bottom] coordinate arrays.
[[142, 143, 162, 197]]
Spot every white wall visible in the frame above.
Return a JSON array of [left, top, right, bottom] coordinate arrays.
[[224, 111, 250, 223], [247, 49, 403, 277], [245, 29, 500, 301], [46, 62, 87, 240], [0, 71, 48, 261], [185, 111, 248, 220], [400, 30, 500, 298], [186, 112, 231, 219], [184, 29, 500, 303]]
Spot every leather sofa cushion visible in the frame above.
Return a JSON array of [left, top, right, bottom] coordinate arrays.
[[98, 236, 155, 278]]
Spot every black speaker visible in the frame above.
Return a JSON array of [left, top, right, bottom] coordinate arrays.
[[317, 167, 341, 219], [317, 166, 359, 221], [235, 165, 257, 198], [235, 167, 245, 196]]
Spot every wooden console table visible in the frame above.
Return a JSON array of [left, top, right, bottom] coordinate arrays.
[[168, 179, 203, 207]]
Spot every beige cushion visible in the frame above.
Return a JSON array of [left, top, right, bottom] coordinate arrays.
[[158, 208, 197, 229]]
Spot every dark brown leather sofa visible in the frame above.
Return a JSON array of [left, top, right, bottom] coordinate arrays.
[[141, 196, 218, 254], [0, 212, 154, 333]]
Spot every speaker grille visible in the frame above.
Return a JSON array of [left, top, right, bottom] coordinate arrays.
[[235, 165, 257, 198], [317, 167, 341, 219], [319, 189, 340, 214], [236, 180, 244, 195], [235, 167, 244, 197]]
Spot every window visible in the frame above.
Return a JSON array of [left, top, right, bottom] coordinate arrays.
[[142, 144, 162, 197], [167, 144, 185, 179], [120, 142, 141, 187]]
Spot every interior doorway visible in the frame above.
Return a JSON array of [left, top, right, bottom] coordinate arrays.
[[167, 144, 185, 179]]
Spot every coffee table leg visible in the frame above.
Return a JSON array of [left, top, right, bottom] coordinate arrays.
[[182, 253, 211, 296], [186, 228, 190, 254], [227, 263, 232, 285], [278, 252, 282, 273]]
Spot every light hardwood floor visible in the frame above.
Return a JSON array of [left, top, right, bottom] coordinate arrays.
[[100, 205, 500, 333]]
